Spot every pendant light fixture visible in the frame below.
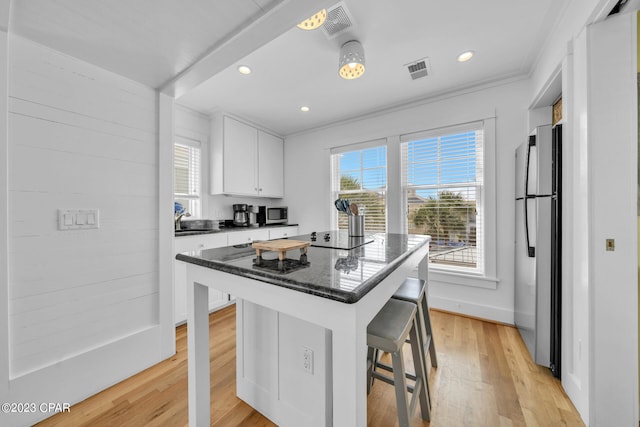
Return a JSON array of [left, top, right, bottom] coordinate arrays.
[[297, 9, 327, 30], [339, 40, 365, 80]]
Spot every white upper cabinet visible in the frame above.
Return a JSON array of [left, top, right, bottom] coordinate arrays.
[[258, 130, 284, 197], [210, 115, 284, 197]]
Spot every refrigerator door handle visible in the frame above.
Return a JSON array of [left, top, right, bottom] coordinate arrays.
[[525, 135, 535, 196], [525, 197, 535, 257], [525, 137, 535, 257]]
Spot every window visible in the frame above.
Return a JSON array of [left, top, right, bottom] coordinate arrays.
[[331, 143, 387, 232], [174, 136, 201, 217], [401, 123, 484, 273]]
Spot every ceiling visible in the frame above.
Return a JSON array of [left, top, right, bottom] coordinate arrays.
[[177, 0, 566, 135], [10, 0, 567, 136], [9, 0, 289, 89]]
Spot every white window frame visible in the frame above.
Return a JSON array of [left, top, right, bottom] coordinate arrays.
[[401, 119, 497, 287], [174, 135, 202, 218], [330, 138, 388, 232]]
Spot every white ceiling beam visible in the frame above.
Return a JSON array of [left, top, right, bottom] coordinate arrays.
[[160, 0, 335, 98], [588, 0, 624, 24], [0, 0, 9, 32]]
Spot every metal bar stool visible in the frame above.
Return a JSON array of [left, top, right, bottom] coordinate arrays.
[[367, 298, 431, 426]]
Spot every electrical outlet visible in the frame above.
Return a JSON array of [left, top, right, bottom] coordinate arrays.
[[302, 347, 314, 374]]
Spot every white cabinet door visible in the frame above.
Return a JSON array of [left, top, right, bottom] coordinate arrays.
[[227, 229, 270, 246], [211, 114, 284, 198], [269, 226, 299, 240], [175, 232, 228, 254], [223, 116, 258, 196], [258, 130, 284, 198], [174, 232, 229, 325]]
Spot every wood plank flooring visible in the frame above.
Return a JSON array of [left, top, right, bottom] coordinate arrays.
[[36, 305, 584, 427]]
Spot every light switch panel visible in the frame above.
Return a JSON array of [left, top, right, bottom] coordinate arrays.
[[58, 209, 100, 230]]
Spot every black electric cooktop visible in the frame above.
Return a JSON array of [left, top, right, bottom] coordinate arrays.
[[306, 230, 374, 250]]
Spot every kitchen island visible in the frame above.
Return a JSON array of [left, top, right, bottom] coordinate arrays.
[[176, 231, 430, 427]]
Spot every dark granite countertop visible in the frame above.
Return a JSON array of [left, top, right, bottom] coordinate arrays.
[[175, 231, 430, 303], [174, 223, 299, 238]]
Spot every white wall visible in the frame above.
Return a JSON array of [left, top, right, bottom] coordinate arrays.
[[529, 0, 618, 107], [174, 106, 286, 223], [1, 35, 173, 426], [284, 79, 529, 323], [587, 12, 638, 425], [529, 1, 639, 424]]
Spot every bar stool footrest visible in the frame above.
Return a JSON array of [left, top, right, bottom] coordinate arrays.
[[375, 360, 418, 382]]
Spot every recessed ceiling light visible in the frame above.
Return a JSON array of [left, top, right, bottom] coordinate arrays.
[[300, 106, 310, 112], [457, 51, 474, 62], [237, 65, 252, 75]]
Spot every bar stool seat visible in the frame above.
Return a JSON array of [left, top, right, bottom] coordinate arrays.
[[369, 277, 437, 411], [367, 299, 430, 426], [392, 277, 438, 369]]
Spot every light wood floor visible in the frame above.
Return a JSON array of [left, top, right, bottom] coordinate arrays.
[[36, 305, 584, 427]]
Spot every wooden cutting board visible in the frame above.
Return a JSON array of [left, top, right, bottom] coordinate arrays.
[[252, 239, 310, 260]]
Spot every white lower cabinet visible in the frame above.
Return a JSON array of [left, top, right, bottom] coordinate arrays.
[[268, 226, 299, 240], [227, 228, 270, 246], [174, 233, 229, 325]]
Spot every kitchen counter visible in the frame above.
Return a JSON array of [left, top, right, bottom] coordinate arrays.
[[174, 223, 298, 237], [176, 231, 429, 303], [176, 231, 430, 427]]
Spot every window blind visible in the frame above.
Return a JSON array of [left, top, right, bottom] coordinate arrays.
[[174, 137, 201, 217], [331, 144, 387, 232], [401, 123, 484, 271]]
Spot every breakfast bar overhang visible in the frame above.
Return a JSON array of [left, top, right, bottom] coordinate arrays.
[[176, 232, 430, 427]]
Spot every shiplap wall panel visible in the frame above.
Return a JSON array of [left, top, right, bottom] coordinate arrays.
[[10, 44, 156, 129], [10, 102, 156, 162], [10, 246, 156, 298], [13, 294, 158, 376], [8, 36, 159, 378], [10, 145, 156, 195], [9, 191, 157, 237]]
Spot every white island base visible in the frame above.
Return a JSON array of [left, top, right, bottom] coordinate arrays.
[[183, 236, 429, 427], [236, 299, 332, 426]]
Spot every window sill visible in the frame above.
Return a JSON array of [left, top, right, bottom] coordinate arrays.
[[427, 268, 499, 290]]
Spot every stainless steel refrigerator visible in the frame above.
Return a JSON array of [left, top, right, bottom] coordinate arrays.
[[514, 124, 562, 378]]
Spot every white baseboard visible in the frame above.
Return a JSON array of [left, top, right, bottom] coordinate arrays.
[[3, 325, 169, 427], [429, 295, 514, 325], [563, 373, 588, 425]]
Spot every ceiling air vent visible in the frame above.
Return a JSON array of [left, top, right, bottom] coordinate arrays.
[[406, 58, 431, 80], [322, 2, 355, 39]]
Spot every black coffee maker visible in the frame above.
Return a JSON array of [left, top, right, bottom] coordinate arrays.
[[233, 204, 249, 227]]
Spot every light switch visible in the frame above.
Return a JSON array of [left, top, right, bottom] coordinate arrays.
[[76, 213, 87, 225], [58, 209, 99, 230]]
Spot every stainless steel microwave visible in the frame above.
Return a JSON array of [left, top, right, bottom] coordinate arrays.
[[266, 206, 288, 225]]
